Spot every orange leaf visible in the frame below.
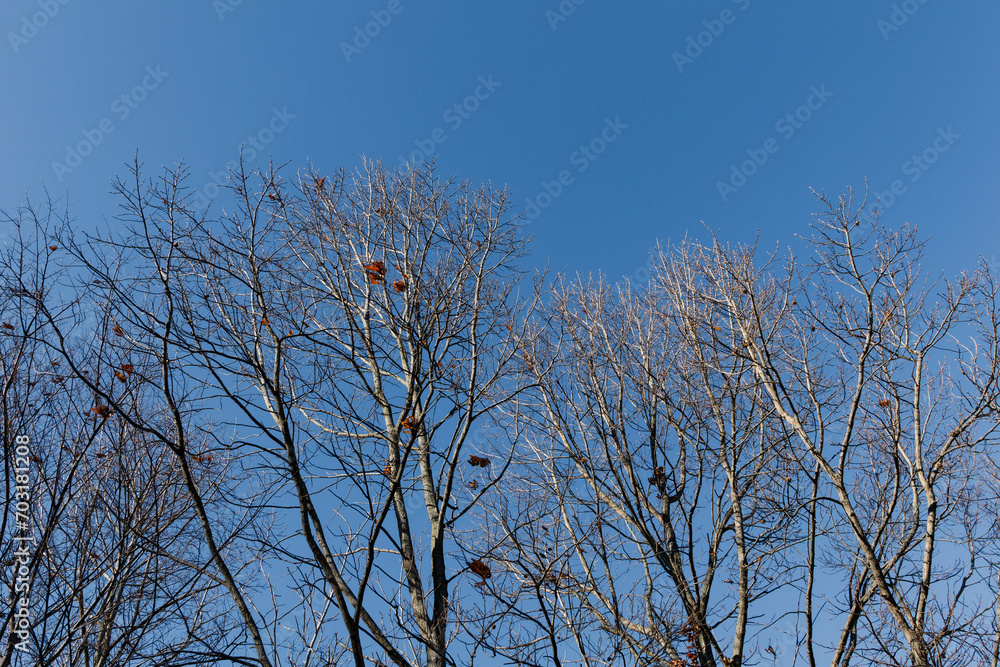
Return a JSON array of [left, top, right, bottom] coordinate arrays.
[[363, 261, 387, 284], [120, 364, 134, 375], [1, 323, 13, 330], [392, 279, 408, 292], [315, 176, 326, 190], [468, 455, 490, 468], [49, 245, 58, 251], [91, 405, 111, 418], [114, 371, 127, 383], [468, 559, 492, 579], [113, 324, 124, 337]]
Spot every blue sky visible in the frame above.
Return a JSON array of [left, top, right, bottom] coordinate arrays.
[[3, 0, 998, 284], [3, 2, 999, 663]]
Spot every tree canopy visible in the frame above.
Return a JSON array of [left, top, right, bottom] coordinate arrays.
[[2, 162, 999, 667]]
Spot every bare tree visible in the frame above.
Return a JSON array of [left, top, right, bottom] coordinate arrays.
[[267, 160, 534, 667], [643, 190, 1000, 666], [1, 208, 236, 667], [476, 264, 799, 667], [7, 172, 1000, 667], [474, 188, 1000, 667], [3, 159, 533, 667]]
